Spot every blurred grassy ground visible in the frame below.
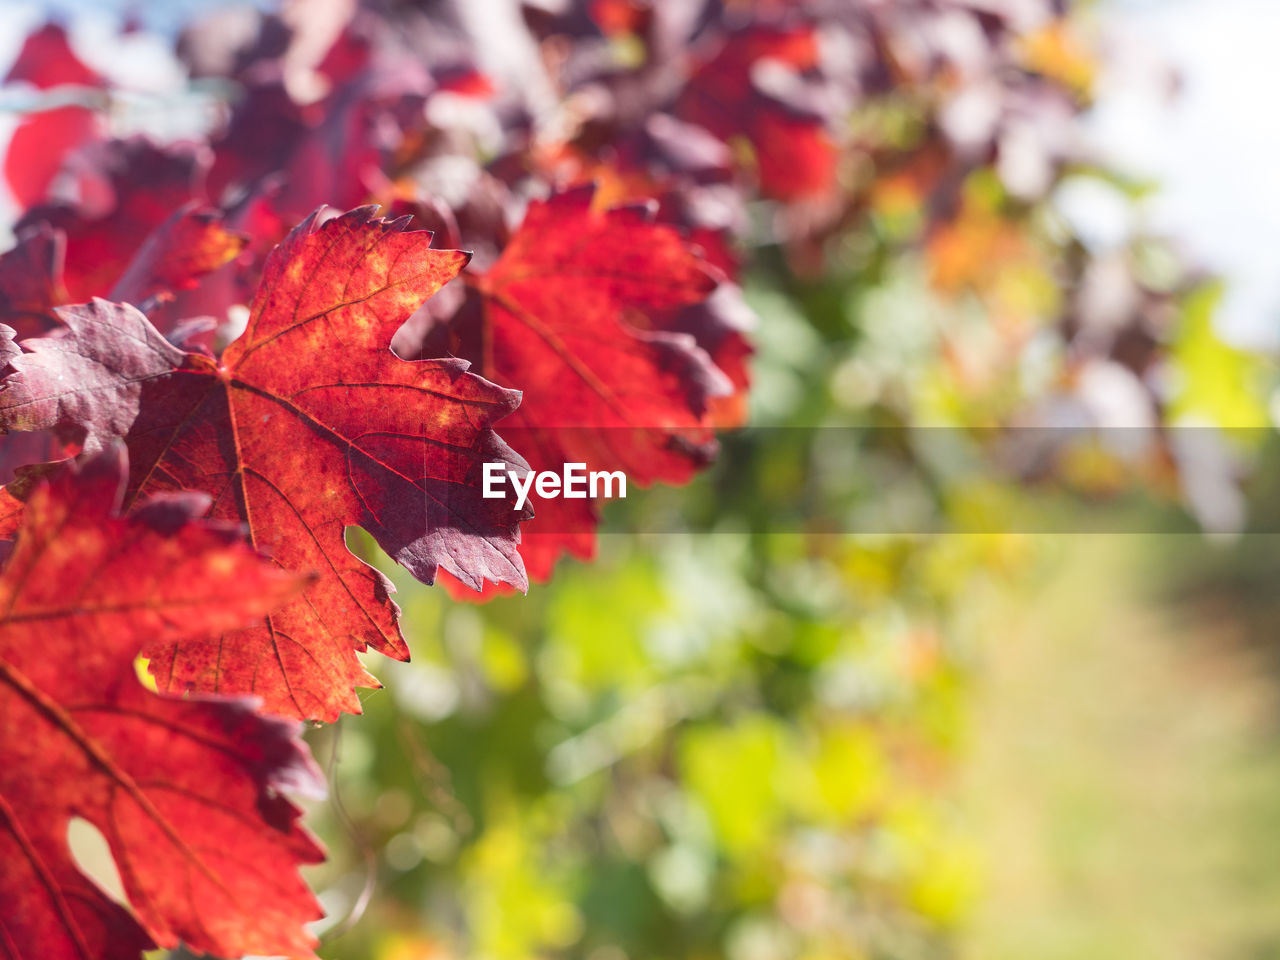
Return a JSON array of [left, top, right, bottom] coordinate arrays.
[[962, 535, 1280, 960]]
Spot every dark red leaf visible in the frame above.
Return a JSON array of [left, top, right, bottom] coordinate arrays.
[[0, 225, 67, 339], [17, 140, 209, 303]]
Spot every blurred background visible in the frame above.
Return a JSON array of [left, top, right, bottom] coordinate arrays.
[[4, 0, 1280, 958]]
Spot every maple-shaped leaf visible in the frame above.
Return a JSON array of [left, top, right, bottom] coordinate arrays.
[[0, 447, 324, 960], [410, 186, 729, 584], [0, 207, 528, 720]]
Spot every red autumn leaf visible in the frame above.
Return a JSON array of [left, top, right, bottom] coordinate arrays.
[[140, 188, 294, 348], [0, 202, 244, 347], [649, 283, 755, 430], [0, 201, 244, 353], [6, 23, 101, 90], [676, 24, 837, 201], [3, 107, 102, 211], [0, 447, 324, 960], [531, 149, 754, 425], [108, 202, 248, 307], [0, 333, 37, 538], [417, 186, 729, 586], [2, 24, 105, 211], [0, 206, 528, 720], [540, 127, 746, 282], [0, 224, 67, 339], [17, 140, 208, 303]]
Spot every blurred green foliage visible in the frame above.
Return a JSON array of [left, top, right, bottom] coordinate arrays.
[[298, 235, 1058, 959], [308, 528, 1018, 960]]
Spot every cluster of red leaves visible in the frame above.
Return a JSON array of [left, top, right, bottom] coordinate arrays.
[[0, 1, 1179, 956], [0, 5, 768, 954]]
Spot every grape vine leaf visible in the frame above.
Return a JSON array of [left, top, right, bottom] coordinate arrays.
[[0, 206, 529, 720], [408, 186, 729, 585], [0, 446, 325, 960]]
